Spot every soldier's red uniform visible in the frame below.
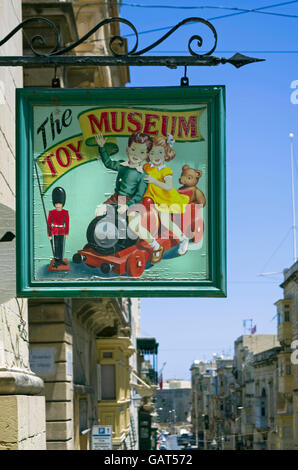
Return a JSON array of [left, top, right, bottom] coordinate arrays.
[[47, 209, 69, 236]]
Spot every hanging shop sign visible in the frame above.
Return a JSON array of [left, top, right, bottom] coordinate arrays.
[[16, 86, 226, 298]]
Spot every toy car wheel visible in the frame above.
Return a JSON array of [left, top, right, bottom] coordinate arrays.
[[72, 253, 86, 264], [126, 251, 146, 278]]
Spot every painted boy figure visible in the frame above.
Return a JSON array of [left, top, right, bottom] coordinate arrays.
[[95, 132, 151, 215], [47, 187, 69, 268]]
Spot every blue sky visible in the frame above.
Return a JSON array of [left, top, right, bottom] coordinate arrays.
[[119, 1, 298, 380]]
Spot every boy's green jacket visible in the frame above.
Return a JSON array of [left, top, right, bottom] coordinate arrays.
[[99, 145, 148, 207]]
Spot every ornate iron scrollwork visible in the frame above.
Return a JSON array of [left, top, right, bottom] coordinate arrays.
[[53, 17, 139, 57], [0, 16, 216, 57], [0, 15, 264, 69], [128, 17, 217, 57], [0, 17, 61, 56]]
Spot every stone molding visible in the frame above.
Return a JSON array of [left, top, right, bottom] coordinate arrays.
[[0, 369, 44, 395]]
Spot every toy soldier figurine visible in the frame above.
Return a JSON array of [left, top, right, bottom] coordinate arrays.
[[47, 187, 69, 269]]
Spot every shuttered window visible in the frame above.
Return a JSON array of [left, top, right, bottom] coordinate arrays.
[[100, 364, 116, 400]]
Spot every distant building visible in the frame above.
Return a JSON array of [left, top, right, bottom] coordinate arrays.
[[212, 358, 234, 450], [252, 346, 280, 449], [156, 379, 191, 428], [190, 266, 298, 452], [190, 360, 217, 449], [191, 337, 280, 450], [232, 334, 279, 450], [275, 261, 298, 450]]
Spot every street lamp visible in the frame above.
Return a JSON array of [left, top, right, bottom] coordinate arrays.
[[157, 407, 163, 421]]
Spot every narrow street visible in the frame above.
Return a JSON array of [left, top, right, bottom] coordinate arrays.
[[165, 435, 182, 451]]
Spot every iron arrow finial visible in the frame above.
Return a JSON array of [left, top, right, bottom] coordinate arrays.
[[224, 53, 265, 68]]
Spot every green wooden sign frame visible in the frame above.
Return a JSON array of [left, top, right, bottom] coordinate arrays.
[[16, 86, 226, 298]]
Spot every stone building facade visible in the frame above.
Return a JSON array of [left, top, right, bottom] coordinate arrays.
[[232, 334, 280, 450], [190, 284, 298, 453], [0, 0, 46, 450], [191, 336, 280, 450], [28, 297, 142, 450], [277, 261, 298, 449], [252, 346, 280, 450], [190, 360, 217, 449], [212, 358, 234, 450]]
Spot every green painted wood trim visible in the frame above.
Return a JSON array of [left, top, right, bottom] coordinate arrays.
[[16, 86, 226, 298]]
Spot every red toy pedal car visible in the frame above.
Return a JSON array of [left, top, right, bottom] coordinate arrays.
[[72, 200, 204, 278]]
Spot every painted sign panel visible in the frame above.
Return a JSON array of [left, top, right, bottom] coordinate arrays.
[[91, 425, 112, 450], [16, 87, 226, 297]]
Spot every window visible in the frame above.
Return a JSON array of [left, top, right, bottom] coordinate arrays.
[[284, 310, 290, 322], [285, 359, 292, 376], [261, 389, 266, 417], [99, 364, 116, 400], [103, 352, 113, 358]]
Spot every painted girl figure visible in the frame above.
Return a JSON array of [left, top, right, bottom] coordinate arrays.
[[143, 135, 190, 257]]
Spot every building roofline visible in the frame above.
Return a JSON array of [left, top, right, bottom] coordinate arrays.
[[280, 261, 298, 288], [252, 346, 281, 366]]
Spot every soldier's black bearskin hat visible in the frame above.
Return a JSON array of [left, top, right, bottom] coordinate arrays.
[[52, 187, 66, 206]]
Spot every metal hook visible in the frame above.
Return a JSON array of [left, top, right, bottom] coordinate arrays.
[[52, 65, 61, 88], [180, 65, 189, 87]]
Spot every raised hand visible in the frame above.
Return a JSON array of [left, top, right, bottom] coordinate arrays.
[[95, 133, 107, 148]]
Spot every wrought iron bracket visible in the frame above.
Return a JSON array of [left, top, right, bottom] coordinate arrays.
[[0, 16, 264, 69]]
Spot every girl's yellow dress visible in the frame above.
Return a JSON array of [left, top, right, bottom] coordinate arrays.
[[143, 163, 189, 213]]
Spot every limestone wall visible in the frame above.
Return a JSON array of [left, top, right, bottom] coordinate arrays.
[[0, 0, 46, 450], [29, 299, 74, 450]]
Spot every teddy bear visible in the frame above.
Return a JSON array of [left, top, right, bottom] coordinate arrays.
[[178, 165, 206, 207]]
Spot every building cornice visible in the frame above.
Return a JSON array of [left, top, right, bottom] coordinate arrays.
[[0, 369, 44, 395], [252, 347, 281, 367]]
